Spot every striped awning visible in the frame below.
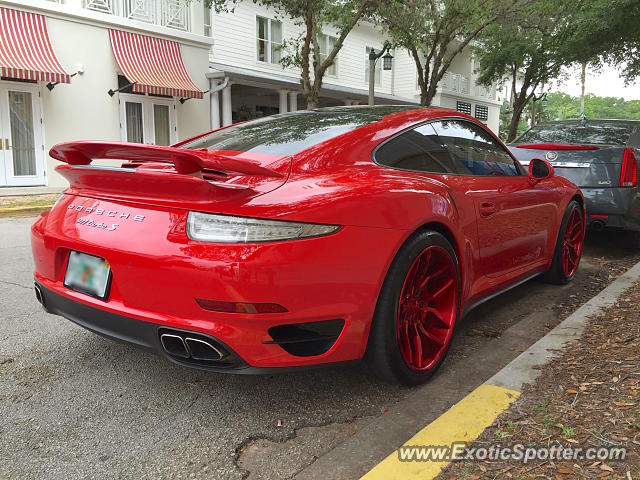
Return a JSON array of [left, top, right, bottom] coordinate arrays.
[[0, 7, 70, 83], [109, 29, 203, 99]]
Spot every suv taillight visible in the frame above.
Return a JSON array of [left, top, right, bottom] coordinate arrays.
[[620, 148, 638, 187]]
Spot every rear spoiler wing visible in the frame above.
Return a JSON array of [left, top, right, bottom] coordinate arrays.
[[49, 141, 284, 178]]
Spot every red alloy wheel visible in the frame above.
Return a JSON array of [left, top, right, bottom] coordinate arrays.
[[562, 207, 584, 278], [396, 245, 458, 372]]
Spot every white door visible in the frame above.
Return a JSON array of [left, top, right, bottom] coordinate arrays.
[[119, 94, 177, 146], [0, 82, 45, 186]]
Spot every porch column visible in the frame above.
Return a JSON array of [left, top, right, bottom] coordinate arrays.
[[209, 79, 221, 130], [279, 90, 288, 113], [222, 83, 232, 127], [288, 91, 298, 112]]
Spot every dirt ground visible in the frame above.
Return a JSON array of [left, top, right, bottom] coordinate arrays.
[[438, 280, 640, 480]]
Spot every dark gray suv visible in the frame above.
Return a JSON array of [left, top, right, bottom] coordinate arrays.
[[509, 120, 640, 244]]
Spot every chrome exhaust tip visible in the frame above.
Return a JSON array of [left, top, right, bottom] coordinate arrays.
[[590, 220, 605, 232], [184, 337, 224, 361], [160, 334, 190, 359], [34, 283, 47, 311]]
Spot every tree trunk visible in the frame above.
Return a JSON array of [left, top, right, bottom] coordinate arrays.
[[580, 62, 586, 115], [306, 89, 319, 109], [531, 99, 536, 125], [507, 97, 527, 142], [510, 66, 517, 109]]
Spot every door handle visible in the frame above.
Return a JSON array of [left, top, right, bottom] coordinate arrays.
[[4, 138, 9, 150], [479, 201, 497, 217]]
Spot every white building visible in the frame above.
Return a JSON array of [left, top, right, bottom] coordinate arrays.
[[0, 0, 501, 189]]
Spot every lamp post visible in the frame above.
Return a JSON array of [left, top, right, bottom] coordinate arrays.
[[368, 43, 393, 106]]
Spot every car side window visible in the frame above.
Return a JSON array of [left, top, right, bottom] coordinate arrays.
[[374, 123, 462, 174], [431, 120, 521, 176]]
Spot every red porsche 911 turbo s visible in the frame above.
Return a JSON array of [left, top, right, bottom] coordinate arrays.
[[31, 106, 585, 384]]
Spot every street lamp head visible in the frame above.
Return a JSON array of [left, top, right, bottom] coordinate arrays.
[[382, 50, 394, 71], [368, 48, 378, 61], [541, 97, 548, 108]]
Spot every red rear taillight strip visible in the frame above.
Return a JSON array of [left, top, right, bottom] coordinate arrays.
[[516, 143, 600, 151], [196, 298, 288, 314], [620, 148, 638, 188]]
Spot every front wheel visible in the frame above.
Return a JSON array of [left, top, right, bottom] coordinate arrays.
[[365, 231, 460, 385], [543, 200, 585, 285]]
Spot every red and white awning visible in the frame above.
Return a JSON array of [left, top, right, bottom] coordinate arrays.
[[109, 29, 203, 99], [0, 7, 70, 83]]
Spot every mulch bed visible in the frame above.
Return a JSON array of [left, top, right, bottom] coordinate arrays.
[[438, 281, 640, 480]]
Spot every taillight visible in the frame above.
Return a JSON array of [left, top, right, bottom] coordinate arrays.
[[620, 148, 638, 188]]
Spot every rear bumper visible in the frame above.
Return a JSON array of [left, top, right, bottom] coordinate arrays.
[[35, 282, 356, 374], [31, 195, 406, 369], [582, 187, 640, 231]]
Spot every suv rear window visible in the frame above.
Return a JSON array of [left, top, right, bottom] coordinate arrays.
[[181, 107, 414, 156], [517, 121, 638, 146]]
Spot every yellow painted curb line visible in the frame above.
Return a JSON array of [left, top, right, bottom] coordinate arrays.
[[0, 204, 53, 217], [361, 384, 520, 480]]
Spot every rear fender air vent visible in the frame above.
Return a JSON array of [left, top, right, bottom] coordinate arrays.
[[265, 319, 345, 357]]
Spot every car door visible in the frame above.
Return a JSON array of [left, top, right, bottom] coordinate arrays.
[[431, 119, 559, 279]]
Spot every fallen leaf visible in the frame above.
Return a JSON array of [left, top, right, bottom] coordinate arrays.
[[600, 464, 614, 472], [557, 466, 574, 474], [567, 389, 578, 394]]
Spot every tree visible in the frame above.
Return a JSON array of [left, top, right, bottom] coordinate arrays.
[[377, 0, 521, 107], [537, 92, 640, 122], [559, 0, 640, 83], [252, 0, 379, 108], [474, 0, 577, 142]]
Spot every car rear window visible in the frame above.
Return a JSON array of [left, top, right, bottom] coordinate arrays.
[[516, 121, 638, 146], [181, 107, 413, 156]]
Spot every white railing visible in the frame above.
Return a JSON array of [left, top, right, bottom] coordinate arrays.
[[83, 0, 190, 32], [474, 84, 496, 100], [439, 72, 470, 95]]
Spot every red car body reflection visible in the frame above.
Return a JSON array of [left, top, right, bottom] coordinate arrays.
[[31, 107, 584, 384]]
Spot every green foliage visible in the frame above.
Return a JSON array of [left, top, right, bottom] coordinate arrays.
[[378, 0, 521, 106], [251, 0, 379, 107], [475, 0, 579, 141], [559, 0, 640, 81], [537, 93, 640, 122]]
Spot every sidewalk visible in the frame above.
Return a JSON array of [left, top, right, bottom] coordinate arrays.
[[436, 281, 640, 479], [0, 192, 59, 217], [358, 260, 640, 480], [0, 186, 62, 197]]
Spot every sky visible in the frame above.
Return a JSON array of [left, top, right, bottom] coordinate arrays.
[[550, 63, 640, 101]]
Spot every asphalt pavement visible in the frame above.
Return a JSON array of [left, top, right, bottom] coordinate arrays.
[[1, 215, 638, 480]]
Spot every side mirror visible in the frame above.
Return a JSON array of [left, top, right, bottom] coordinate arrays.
[[528, 158, 554, 183]]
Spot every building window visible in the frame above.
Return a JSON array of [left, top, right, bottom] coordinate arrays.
[[365, 46, 382, 85], [119, 93, 177, 146], [319, 34, 337, 76], [256, 16, 282, 64], [456, 101, 472, 115], [475, 104, 489, 121], [203, 3, 212, 36]]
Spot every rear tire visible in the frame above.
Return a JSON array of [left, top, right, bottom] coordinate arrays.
[[543, 200, 585, 285], [365, 231, 460, 385]]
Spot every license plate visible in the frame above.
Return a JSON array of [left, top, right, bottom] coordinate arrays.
[[64, 251, 111, 299]]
